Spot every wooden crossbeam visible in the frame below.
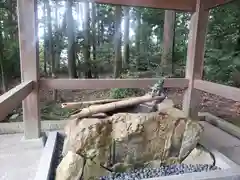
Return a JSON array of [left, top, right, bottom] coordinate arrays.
[[194, 80, 240, 102], [0, 81, 33, 121], [79, 0, 196, 11], [40, 78, 188, 90]]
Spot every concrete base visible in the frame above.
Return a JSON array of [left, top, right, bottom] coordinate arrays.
[[200, 121, 240, 166], [0, 134, 43, 180], [20, 134, 46, 148], [0, 120, 67, 135], [35, 123, 240, 180], [1, 113, 240, 180]]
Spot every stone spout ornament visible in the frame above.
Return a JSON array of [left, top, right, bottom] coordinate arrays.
[[57, 106, 203, 180]]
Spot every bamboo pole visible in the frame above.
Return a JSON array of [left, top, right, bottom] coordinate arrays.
[[72, 95, 166, 119], [61, 98, 124, 109]]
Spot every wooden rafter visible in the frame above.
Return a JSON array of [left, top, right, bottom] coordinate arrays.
[[76, 0, 236, 11], [86, 0, 196, 11]]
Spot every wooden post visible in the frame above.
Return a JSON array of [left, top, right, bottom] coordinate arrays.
[[17, 0, 41, 139], [161, 10, 176, 75], [183, 0, 209, 119]]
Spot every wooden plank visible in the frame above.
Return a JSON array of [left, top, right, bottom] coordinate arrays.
[[204, 0, 235, 10], [183, 0, 209, 119], [79, 0, 196, 11], [0, 81, 33, 121], [17, 0, 41, 139], [199, 112, 240, 140], [161, 10, 176, 75], [40, 78, 188, 90], [194, 80, 240, 102]]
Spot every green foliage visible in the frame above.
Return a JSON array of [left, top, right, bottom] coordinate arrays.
[[2, 41, 20, 77], [204, 49, 240, 85], [2, 0, 240, 91], [110, 71, 145, 99], [41, 102, 74, 120], [110, 88, 143, 99]]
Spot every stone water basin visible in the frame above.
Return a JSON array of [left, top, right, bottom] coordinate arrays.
[[34, 103, 240, 180], [34, 131, 240, 180]]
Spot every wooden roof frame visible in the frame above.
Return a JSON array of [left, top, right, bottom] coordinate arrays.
[[0, 0, 238, 140], [90, 0, 235, 11]]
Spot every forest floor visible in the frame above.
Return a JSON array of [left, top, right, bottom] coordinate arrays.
[[1, 78, 240, 127]]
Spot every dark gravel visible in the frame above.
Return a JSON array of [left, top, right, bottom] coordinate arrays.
[[99, 164, 221, 180], [49, 133, 64, 180]]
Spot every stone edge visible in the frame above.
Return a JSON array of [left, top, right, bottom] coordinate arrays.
[[34, 131, 58, 180], [0, 120, 68, 134]]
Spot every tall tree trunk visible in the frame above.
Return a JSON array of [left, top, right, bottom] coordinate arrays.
[[55, 1, 60, 71], [46, 0, 55, 76], [0, 58, 6, 93], [136, 9, 141, 69], [66, 0, 77, 78], [99, 4, 104, 45], [7, 0, 13, 40], [97, 4, 104, 45], [83, 2, 92, 78], [123, 7, 130, 69], [161, 10, 176, 76], [92, 3, 98, 78], [46, 0, 57, 100], [0, 27, 6, 93], [113, 6, 122, 78], [75, 2, 81, 29], [96, 4, 101, 46], [43, 1, 47, 75], [92, 3, 97, 61], [55, 2, 59, 30]]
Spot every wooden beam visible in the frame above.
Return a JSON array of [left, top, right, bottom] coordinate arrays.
[[194, 80, 240, 102], [204, 0, 235, 10], [40, 78, 188, 90], [90, 0, 196, 11], [161, 10, 176, 75], [0, 81, 33, 121], [17, 0, 41, 139], [199, 112, 240, 140], [183, 0, 209, 119]]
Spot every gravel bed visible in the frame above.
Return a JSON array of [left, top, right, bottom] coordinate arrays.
[[49, 133, 64, 180], [99, 164, 221, 180]]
